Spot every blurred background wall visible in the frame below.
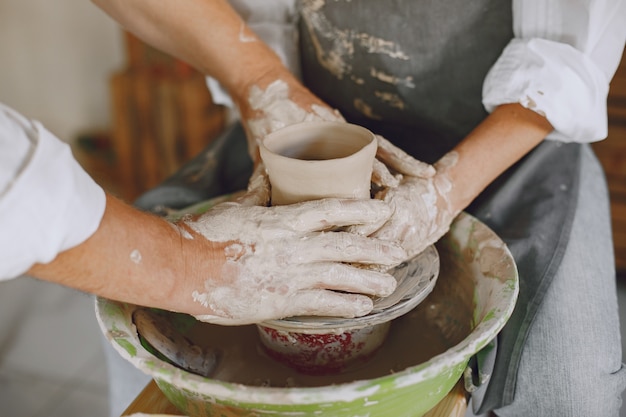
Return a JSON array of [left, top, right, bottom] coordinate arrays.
[[0, 0, 124, 143], [0, 0, 226, 201]]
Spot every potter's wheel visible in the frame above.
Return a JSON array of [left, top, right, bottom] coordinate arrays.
[[261, 244, 439, 332], [133, 245, 440, 377], [255, 245, 440, 375], [96, 212, 519, 417], [161, 195, 441, 375]]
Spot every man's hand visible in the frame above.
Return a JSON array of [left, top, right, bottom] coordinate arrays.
[[237, 77, 343, 160], [182, 198, 406, 325]]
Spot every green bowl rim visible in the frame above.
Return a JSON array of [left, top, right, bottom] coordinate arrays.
[[95, 212, 519, 405]]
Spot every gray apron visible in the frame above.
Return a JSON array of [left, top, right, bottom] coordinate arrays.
[[297, 0, 581, 413], [135, 0, 582, 413]]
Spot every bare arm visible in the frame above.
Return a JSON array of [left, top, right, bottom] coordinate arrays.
[[28, 194, 218, 315], [447, 103, 553, 212], [93, 0, 272, 89], [92, 0, 315, 114], [363, 103, 553, 258], [29, 193, 406, 323]]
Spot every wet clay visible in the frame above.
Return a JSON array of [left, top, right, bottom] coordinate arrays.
[[160, 242, 473, 388], [259, 121, 377, 206]]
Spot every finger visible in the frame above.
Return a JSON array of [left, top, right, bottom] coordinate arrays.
[[344, 214, 388, 237], [283, 290, 374, 318], [371, 158, 401, 188], [290, 262, 398, 298], [376, 135, 436, 178], [345, 219, 387, 238], [281, 198, 393, 232], [235, 163, 270, 207], [195, 288, 377, 323], [310, 105, 345, 122], [292, 232, 406, 267], [194, 313, 237, 326]]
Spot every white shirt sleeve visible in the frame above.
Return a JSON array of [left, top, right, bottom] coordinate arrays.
[[483, 0, 626, 142], [0, 103, 106, 280]]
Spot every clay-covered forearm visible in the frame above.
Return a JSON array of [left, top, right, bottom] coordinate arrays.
[[443, 103, 554, 213], [368, 103, 554, 258], [27, 193, 219, 313], [92, 0, 287, 100], [26, 194, 405, 323]]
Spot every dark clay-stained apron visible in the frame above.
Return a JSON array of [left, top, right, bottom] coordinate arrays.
[[297, 0, 581, 412]]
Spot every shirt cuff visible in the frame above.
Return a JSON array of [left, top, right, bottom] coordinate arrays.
[[0, 121, 106, 279], [483, 38, 610, 143]]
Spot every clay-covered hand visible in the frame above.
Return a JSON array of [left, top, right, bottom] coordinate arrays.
[[371, 135, 436, 188], [234, 162, 271, 207], [364, 152, 460, 260], [240, 82, 433, 192], [235, 78, 344, 207], [239, 79, 343, 158], [182, 198, 406, 325]]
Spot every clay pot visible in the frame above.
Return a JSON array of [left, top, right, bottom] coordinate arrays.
[[258, 121, 377, 205]]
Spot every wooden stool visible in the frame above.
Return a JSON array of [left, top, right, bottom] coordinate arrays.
[[122, 379, 467, 417]]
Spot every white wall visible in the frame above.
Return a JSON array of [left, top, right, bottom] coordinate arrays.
[[0, 0, 124, 142]]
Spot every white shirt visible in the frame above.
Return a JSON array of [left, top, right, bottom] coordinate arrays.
[[209, 0, 626, 143], [0, 103, 106, 279], [484, 0, 626, 142]]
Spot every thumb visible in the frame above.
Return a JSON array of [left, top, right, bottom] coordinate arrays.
[[376, 135, 435, 178], [235, 163, 270, 207]]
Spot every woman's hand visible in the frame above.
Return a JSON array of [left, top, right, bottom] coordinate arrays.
[[351, 136, 459, 259], [354, 103, 555, 260], [181, 198, 406, 325], [371, 135, 436, 188], [370, 152, 460, 259]]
